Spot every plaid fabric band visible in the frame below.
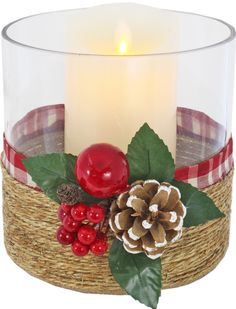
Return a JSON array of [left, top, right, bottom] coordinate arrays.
[[1, 105, 234, 190], [177, 107, 226, 145], [174, 136, 233, 188], [2, 135, 37, 189], [11, 104, 65, 149]]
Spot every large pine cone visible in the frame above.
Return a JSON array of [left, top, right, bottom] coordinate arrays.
[[109, 180, 186, 259]]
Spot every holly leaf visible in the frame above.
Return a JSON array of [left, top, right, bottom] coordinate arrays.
[[23, 153, 100, 204], [127, 123, 175, 183], [109, 239, 162, 309], [171, 180, 225, 227]]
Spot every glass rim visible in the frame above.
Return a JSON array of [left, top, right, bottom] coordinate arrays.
[[2, 6, 236, 57]]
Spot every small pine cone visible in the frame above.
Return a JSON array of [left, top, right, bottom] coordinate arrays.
[[109, 180, 186, 260], [57, 184, 83, 205]]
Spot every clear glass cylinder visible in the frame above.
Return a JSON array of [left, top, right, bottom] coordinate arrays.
[[2, 3, 235, 167]]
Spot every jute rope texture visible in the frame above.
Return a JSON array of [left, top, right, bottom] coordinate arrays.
[[2, 164, 233, 294]]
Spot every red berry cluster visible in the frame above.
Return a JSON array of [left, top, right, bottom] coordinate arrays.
[[56, 203, 108, 257]]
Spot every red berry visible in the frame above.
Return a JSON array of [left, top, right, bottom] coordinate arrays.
[[71, 203, 88, 221], [77, 225, 97, 245], [56, 226, 75, 245], [71, 240, 89, 257], [63, 215, 81, 232], [75, 143, 129, 198], [87, 204, 105, 224], [58, 203, 71, 222], [90, 239, 108, 256]]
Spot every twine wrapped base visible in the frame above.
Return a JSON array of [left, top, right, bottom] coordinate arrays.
[[2, 164, 232, 293]]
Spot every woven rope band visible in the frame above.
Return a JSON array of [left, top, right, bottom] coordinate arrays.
[[2, 162, 233, 293]]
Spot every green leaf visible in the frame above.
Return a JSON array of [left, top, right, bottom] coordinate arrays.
[[23, 153, 100, 204], [127, 123, 175, 183], [109, 239, 162, 309], [171, 180, 225, 227]]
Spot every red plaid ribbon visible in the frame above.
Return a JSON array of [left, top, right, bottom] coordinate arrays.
[[177, 107, 225, 145], [11, 104, 64, 148], [174, 136, 233, 188], [2, 135, 37, 188], [1, 105, 234, 190]]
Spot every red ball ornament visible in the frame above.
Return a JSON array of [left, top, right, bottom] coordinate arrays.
[[77, 225, 97, 245], [90, 238, 108, 256], [58, 203, 71, 222], [56, 226, 75, 245], [63, 215, 81, 232], [75, 143, 129, 198], [87, 204, 105, 224], [71, 203, 88, 221], [71, 240, 89, 257]]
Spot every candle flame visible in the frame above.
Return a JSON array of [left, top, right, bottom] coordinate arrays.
[[119, 41, 127, 54]]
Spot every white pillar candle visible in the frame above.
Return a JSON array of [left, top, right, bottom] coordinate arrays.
[[65, 4, 178, 157]]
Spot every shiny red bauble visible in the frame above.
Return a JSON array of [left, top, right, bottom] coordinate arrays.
[[56, 226, 75, 245], [90, 238, 108, 256], [71, 240, 89, 257], [58, 203, 71, 222], [77, 225, 97, 245], [87, 204, 105, 224], [63, 215, 81, 232], [75, 143, 129, 198], [71, 203, 88, 221]]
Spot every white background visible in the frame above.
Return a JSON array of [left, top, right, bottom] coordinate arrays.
[[0, 1, 235, 309]]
